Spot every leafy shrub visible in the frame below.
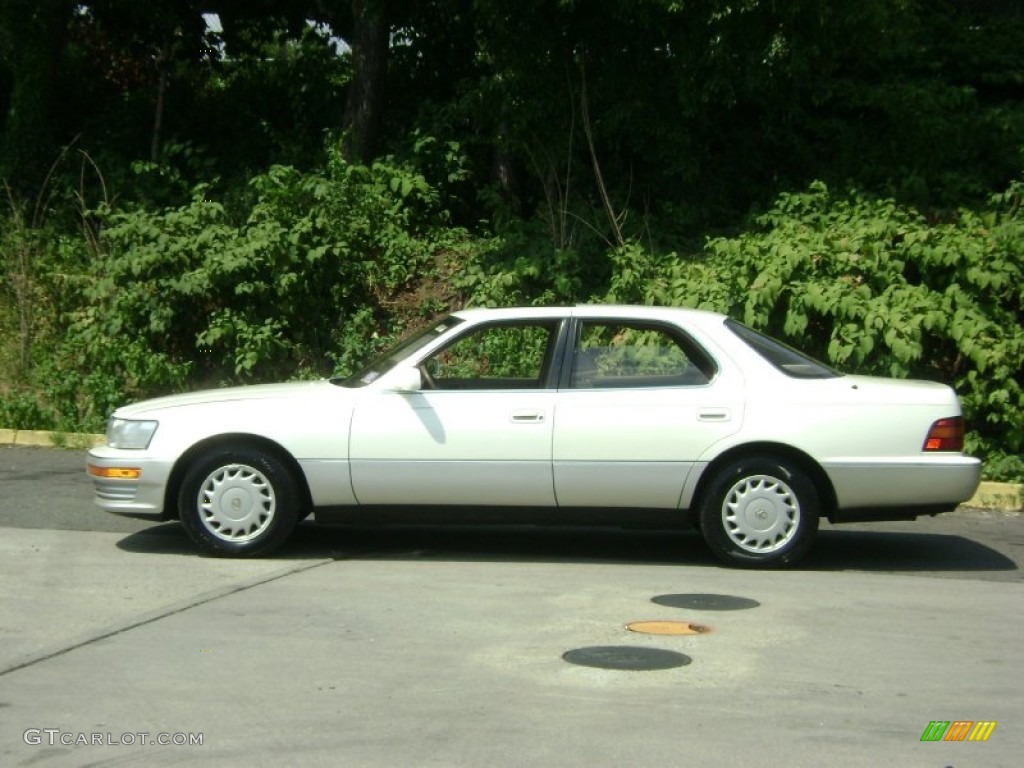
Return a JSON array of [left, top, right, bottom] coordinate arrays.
[[0, 140, 487, 431], [0, 389, 55, 430], [71, 142, 455, 390]]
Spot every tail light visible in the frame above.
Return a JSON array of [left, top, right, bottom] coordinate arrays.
[[923, 417, 964, 452]]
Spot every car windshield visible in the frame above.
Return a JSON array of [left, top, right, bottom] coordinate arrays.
[[332, 316, 465, 387], [725, 319, 839, 379]]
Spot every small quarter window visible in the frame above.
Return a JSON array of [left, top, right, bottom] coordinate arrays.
[[725, 319, 838, 379]]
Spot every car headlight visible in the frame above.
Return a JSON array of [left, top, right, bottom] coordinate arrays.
[[106, 418, 159, 449]]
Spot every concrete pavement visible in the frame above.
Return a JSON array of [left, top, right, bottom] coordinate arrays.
[[1, 523, 1022, 767], [1, 440, 1021, 765]]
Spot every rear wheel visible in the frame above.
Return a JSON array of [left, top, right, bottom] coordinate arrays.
[[699, 455, 819, 568], [178, 445, 300, 557]]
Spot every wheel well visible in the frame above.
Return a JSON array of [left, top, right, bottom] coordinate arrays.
[[162, 434, 314, 520], [692, 443, 837, 517]]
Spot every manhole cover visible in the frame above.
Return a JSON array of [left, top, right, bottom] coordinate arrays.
[[652, 593, 760, 611], [626, 620, 711, 636], [562, 646, 691, 671]]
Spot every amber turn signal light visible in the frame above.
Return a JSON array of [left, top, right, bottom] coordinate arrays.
[[88, 465, 142, 479]]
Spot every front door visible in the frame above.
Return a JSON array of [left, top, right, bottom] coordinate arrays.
[[349, 320, 561, 506]]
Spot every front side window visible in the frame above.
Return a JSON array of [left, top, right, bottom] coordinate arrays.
[[421, 322, 558, 390], [570, 321, 716, 388], [334, 316, 465, 387]]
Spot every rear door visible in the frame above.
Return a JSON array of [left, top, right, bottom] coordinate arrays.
[[552, 317, 743, 508]]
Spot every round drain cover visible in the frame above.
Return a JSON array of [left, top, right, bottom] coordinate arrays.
[[626, 620, 711, 636], [652, 593, 760, 611], [562, 646, 691, 671]]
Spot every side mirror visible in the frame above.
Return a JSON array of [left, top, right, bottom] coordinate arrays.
[[386, 365, 423, 393]]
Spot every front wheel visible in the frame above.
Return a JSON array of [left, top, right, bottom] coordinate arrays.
[[699, 455, 819, 568], [178, 446, 300, 557]]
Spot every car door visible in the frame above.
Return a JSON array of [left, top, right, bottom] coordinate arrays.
[[349, 320, 563, 506], [552, 317, 743, 508]]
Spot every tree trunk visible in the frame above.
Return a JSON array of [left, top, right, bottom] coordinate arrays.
[[151, 37, 172, 164], [0, 0, 72, 191], [343, 0, 390, 164]]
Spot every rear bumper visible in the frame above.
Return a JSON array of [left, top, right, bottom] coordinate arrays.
[[823, 455, 982, 521], [828, 502, 959, 524]]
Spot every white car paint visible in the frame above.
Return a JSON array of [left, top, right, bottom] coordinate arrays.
[[349, 388, 558, 506]]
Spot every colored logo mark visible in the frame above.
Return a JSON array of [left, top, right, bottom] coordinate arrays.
[[920, 720, 997, 742]]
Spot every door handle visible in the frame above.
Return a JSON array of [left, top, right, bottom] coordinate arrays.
[[698, 408, 730, 422], [511, 410, 545, 423]]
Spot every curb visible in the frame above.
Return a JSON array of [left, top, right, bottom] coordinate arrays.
[[0, 429, 106, 450], [967, 481, 1023, 513], [1, 428, 1021, 512]]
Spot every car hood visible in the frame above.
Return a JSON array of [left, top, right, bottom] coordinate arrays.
[[113, 380, 344, 418]]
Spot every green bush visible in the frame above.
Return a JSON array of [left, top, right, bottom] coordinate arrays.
[[63, 143, 460, 399], [0, 389, 55, 430], [0, 141, 482, 431]]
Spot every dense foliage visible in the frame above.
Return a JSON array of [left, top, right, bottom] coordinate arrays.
[[1, 1, 1022, 479]]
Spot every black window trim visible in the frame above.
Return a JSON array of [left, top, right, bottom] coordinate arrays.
[[724, 318, 840, 379]]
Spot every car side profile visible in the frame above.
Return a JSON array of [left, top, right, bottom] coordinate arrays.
[[87, 305, 982, 567]]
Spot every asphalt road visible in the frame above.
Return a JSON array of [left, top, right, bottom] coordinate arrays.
[[2, 445, 1022, 767]]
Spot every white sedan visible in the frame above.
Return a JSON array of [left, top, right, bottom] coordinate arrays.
[[87, 305, 982, 567]]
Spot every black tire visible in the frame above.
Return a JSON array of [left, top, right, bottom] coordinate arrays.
[[698, 455, 819, 568], [178, 445, 300, 557]]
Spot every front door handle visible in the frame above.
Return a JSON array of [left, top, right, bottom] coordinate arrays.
[[511, 410, 545, 423]]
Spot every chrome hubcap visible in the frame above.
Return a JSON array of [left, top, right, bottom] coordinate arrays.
[[197, 464, 275, 542], [722, 474, 800, 553]]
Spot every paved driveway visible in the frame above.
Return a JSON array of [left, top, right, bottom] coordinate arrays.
[[1, 446, 1021, 766]]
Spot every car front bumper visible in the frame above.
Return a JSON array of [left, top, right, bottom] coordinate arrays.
[[87, 447, 173, 518]]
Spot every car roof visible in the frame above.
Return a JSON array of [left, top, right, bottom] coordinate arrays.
[[450, 304, 728, 325]]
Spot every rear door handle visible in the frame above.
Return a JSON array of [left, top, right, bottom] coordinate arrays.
[[698, 408, 730, 422]]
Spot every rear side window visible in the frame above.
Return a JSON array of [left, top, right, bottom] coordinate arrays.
[[725, 319, 838, 379], [569, 320, 717, 388]]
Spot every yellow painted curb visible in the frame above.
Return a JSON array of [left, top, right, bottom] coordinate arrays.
[[965, 481, 1023, 512], [3, 429, 106, 450]]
